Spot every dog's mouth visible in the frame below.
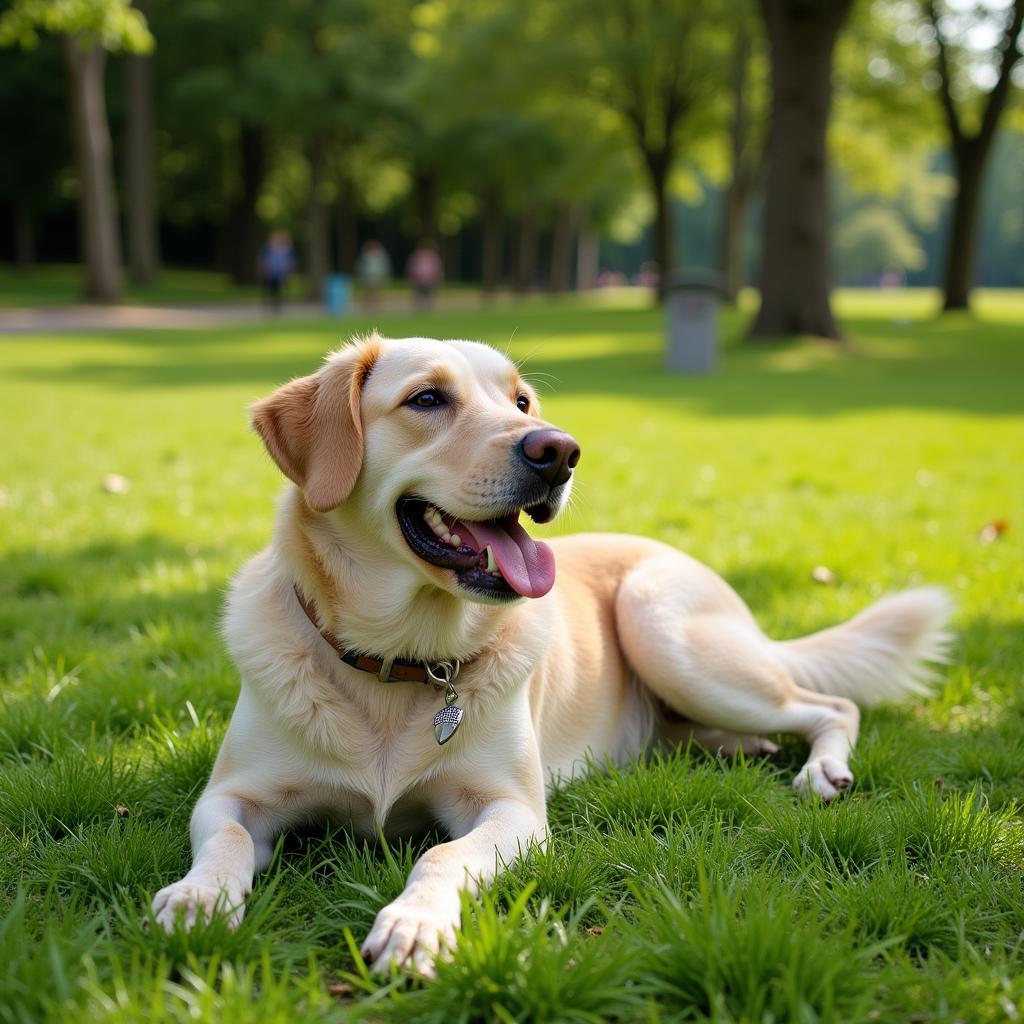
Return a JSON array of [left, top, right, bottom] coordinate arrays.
[[396, 497, 556, 600]]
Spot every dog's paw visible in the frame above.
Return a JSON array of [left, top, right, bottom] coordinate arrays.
[[793, 757, 854, 802], [152, 879, 245, 932], [361, 898, 457, 978]]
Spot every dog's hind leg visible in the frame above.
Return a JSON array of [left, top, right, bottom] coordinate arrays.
[[616, 556, 859, 800], [657, 711, 779, 758]]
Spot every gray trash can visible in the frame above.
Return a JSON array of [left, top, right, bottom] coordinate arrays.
[[664, 269, 724, 375]]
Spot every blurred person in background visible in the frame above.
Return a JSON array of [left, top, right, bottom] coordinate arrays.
[[406, 238, 443, 309], [260, 230, 295, 314], [356, 239, 392, 307]]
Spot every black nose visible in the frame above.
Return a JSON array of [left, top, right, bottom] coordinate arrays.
[[519, 429, 581, 488]]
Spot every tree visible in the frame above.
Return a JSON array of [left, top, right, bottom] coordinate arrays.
[[382, 0, 625, 292], [924, 0, 1024, 311], [0, 37, 68, 269], [0, 0, 152, 302], [153, 0, 294, 285], [556, 0, 729, 293], [716, 20, 767, 303], [124, 0, 158, 285], [282, 0, 407, 299], [835, 205, 927, 281], [750, 0, 855, 341]]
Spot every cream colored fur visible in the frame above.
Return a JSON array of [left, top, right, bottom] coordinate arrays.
[[152, 334, 952, 974]]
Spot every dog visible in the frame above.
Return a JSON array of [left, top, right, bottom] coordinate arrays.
[[152, 332, 951, 974]]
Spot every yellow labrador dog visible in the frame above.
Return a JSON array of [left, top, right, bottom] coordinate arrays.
[[153, 333, 950, 973]]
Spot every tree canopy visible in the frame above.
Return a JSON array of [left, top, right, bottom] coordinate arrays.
[[0, 0, 1021, 315]]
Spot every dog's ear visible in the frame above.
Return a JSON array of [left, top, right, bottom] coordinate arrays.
[[250, 337, 382, 512]]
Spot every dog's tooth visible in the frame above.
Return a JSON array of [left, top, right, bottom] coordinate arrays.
[[485, 546, 498, 574], [450, 533, 462, 547]]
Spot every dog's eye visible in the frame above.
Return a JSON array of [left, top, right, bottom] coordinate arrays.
[[408, 389, 446, 409], [516, 395, 530, 413]]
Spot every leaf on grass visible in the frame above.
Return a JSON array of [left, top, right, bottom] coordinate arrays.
[[102, 473, 131, 494], [811, 565, 837, 585], [978, 518, 1009, 544], [326, 983, 354, 997]]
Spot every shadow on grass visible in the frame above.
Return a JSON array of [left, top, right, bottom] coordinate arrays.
[[4, 305, 1022, 416]]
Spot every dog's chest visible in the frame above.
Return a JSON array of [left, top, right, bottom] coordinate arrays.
[[313, 699, 454, 825]]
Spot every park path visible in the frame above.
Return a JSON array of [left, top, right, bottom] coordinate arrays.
[[0, 291, 489, 335]]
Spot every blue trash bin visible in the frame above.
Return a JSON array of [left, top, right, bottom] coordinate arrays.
[[324, 273, 350, 316]]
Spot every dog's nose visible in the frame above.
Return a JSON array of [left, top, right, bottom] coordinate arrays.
[[519, 429, 581, 487]]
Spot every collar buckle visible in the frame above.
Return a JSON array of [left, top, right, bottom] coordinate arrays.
[[424, 659, 460, 689]]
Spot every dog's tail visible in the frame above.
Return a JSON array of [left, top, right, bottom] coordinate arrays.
[[771, 587, 954, 707]]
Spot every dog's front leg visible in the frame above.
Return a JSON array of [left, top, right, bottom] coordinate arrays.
[[153, 792, 270, 931], [361, 795, 545, 975]]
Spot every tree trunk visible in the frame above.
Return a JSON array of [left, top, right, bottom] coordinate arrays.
[[305, 135, 329, 300], [445, 231, 461, 282], [124, 0, 160, 287], [481, 188, 503, 294], [225, 128, 265, 285], [925, 0, 1024, 312], [13, 205, 35, 270], [941, 143, 991, 311], [643, 150, 673, 298], [514, 208, 538, 292], [750, 0, 853, 340], [413, 169, 439, 242], [717, 25, 756, 304], [548, 203, 574, 292], [335, 191, 357, 275], [63, 37, 122, 303], [576, 224, 599, 291], [718, 186, 750, 304]]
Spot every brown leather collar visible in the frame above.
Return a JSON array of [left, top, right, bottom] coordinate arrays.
[[293, 585, 469, 684]]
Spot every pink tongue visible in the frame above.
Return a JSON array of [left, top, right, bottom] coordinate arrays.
[[461, 516, 556, 598]]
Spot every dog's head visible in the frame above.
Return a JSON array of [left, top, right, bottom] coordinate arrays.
[[251, 334, 579, 603]]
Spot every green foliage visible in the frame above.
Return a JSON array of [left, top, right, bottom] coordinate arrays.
[[0, 0, 151, 52], [1, 295, 1024, 1019], [835, 205, 927, 279]]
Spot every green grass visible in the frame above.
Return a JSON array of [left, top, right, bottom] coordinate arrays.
[[0, 263, 471, 308], [1, 293, 1023, 1022], [0, 264, 272, 307]]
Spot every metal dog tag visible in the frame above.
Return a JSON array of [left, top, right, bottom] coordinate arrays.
[[426, 662, 463, 745], [433, 702, 464, 745]]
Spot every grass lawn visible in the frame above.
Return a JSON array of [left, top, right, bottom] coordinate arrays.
[[0, 264, 265, 308], [1, 294, 1023, 1022], [0, 263, 480, 309]]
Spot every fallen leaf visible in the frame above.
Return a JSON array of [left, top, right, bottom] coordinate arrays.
[[116, 804, 129, 816], [102, 473, 131, 494], [978, 518, 1009, 544], [811, 565, 836, 585], [326, 983, 354, 997]]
